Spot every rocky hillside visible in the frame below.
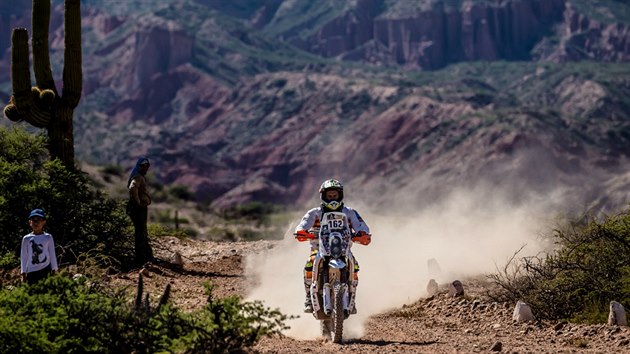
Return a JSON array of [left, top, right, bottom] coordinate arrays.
[[1, 0, 630, 212], [204, 0, 630, 69], [283, 0, 566, 69]]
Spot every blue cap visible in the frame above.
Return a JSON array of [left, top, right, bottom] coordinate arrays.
[[29, 209, 46, 219]]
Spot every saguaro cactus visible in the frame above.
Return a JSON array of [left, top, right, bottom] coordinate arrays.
[[3, 0, 82, 168]]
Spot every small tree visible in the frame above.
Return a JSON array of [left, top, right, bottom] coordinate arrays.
[[3, 0, 82, 169], [0, 126, 132, 272]]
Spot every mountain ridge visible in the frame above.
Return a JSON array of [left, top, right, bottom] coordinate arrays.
[[1, 0, 630, 212]]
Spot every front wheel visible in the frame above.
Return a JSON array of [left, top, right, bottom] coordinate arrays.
[[331, 282, 345, 343]]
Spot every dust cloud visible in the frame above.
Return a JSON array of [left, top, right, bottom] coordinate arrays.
[[244, 184, 564, 340]]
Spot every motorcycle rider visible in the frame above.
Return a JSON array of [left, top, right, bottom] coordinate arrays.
[[294, 179, 371, 313]]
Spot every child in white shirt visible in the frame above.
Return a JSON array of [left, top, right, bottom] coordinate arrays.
[[20, 209, 58, 284]]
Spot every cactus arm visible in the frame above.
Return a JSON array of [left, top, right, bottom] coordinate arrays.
[[32, 0, 57, 94], [8, 28, 31, 122], [11, 29, 31, 98], [3, 97, 22, 122], [62, 0, 82, 109], [6, 28, 51, 128]]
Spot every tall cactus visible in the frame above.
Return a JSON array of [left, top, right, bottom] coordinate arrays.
[[3, 0, 82, 169]]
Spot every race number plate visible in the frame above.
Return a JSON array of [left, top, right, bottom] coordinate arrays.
[[321, 212, 347, 232]]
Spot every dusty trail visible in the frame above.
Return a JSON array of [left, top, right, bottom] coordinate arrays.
[[108, 236, 629, 353]]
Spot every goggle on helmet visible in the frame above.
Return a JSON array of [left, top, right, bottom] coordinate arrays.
[[319, 179, 344, 210]]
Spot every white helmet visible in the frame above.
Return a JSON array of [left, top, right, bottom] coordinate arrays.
[[319, 179, 344, 210]]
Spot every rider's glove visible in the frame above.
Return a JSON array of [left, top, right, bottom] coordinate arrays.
[[352, 231, 371, 245], [294, 230, 315, 242]]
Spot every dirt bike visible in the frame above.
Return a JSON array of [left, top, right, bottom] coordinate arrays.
[[296, 211, 370, 343]]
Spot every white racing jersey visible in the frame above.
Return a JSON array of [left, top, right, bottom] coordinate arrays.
[[295, 206, 369, 250]]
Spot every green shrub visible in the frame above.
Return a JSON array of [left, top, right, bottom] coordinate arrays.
[[222, 202, 283, 224], [267, 78, 287, 89], [205, 227, 236, 241], [186, 283, 291, 353], [147, 224, 196, 238], [0, 275, 289, 353], [489, 210, 630, 322], [100, 164, 124, 177], [154, 209, 171, 223], [239, 227, 285, 241], [239, 228, 263, 241], [340, 90, 372, 115], [0, 127, 133, 268], [0, 275, 129, 353], [169, 185, 192, 201], [177, 227, 198, 238], [0, 252, 18, 273]]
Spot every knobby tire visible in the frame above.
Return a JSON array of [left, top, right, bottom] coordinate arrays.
[[332, 283, 344, 343]]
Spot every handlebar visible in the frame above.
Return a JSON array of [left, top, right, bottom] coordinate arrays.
[[351, 232, 371, 245], [294, 230, 371, 245], [294, 230, 316, 242]]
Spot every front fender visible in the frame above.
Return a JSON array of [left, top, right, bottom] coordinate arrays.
[[329, 258, 346, 269]]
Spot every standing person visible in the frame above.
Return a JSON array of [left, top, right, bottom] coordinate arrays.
[[127, 157, 154, 264], [294, 179, 371, 313], [21, 209, 58, 284]]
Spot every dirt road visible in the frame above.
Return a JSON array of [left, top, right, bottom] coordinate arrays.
[[109, 237, 629, 353]]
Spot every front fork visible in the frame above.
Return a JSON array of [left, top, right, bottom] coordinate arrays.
[[312, 257, 354, 315], [310, 258, 328, 314]]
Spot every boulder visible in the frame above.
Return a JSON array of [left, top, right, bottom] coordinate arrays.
[[513, 300, 535, 322], [426, 278, 439, 296], [448, 280, 464, 297], [489, 341, 502, 352], [172, 251, 184, 267], [608, 301, 627, 326]]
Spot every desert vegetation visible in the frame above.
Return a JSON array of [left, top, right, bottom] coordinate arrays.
[[0, 273, 289, 353], [0, 127, 289, 353], [488, 210, 630, 323], [1, 125, 628, 352]]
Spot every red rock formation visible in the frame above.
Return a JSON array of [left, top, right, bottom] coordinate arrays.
[[542, 3, 630, 62], [297, 0, 566, 69]]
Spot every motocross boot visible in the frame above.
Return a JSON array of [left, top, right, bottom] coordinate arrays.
[[304, 282, 313, 313], [350, 279, 358, 314], [304, 293, 313, 313]]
